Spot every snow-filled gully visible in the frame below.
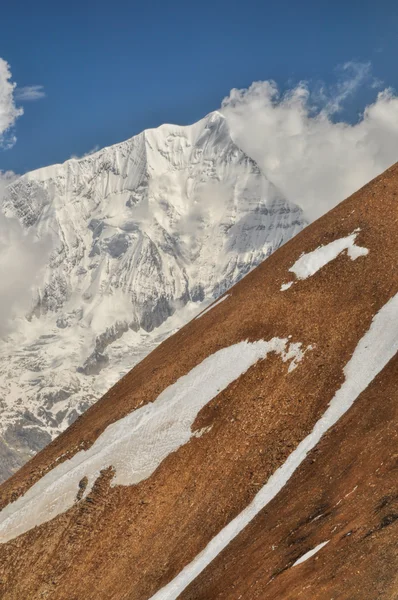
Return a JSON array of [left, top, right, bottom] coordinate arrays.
[[292, 541, 329, 567], [0, 338, 307, 544], [150, 291, 398, 600]]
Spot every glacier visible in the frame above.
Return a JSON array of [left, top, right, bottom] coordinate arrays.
[[0, 111, 306, 481]]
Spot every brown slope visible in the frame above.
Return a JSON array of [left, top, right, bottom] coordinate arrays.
[[180, 344, 398, 600], [0, 163, 398, 600]]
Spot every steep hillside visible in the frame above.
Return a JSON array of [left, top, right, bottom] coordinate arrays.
[[0, 163, 397, 600], [0, 111, 305, 480]]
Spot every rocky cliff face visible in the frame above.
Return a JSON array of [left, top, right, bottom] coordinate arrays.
[[0, 111, 306, 481]]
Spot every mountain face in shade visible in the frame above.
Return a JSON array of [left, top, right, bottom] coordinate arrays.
[[0, 111, 305, 481], [1, 163, 398, 600]]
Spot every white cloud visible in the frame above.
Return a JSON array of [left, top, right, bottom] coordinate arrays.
[[0, 171, 53, 335], [221, 62, 398, 221], [15, 85, 46, 102], [0, 58, 23, 149]]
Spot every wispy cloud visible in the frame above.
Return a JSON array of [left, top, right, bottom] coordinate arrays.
[[84, 144, 100, 156], [221, 61, 398, 221], [71, 145, 100, 160], [0, 58, 23, 149], [15, 85, 46, 102], [321, 61, 373, 114]]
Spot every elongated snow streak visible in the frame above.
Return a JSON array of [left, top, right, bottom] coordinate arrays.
[[195, 294, 230, 319], [281, 231, 368, 290], [150, 292, 398, 600], [292, 540, 329, 566], [0, 338, 306, 545]]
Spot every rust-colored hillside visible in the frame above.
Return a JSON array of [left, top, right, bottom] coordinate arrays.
[[1, 164, 398, 600]]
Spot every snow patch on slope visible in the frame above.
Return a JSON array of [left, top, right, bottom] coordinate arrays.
[[150, 290, 398, 600], [0, 338, 308, 544], [280, 231, 368, 290], [292, 540, 329, 567]]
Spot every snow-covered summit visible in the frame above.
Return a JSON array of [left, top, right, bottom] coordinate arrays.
[[0, 111, 306, 480]]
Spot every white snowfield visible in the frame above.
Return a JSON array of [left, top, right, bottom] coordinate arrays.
[[150, 290, 398, 600], [0, 338, 307, 544], [292, 540, 329, 567], [0, 111, 306, 478], [280, 231, 368, 290]]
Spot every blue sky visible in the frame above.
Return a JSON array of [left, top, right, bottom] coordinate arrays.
[[1, 0, 397, 174]]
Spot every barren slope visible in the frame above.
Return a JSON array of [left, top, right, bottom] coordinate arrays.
[[0, 163, 398, 600]]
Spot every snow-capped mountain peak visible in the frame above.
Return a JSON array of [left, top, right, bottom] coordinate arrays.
[[0, 112, 306, 480]]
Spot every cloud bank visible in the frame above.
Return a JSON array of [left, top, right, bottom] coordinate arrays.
[[0, 211, 52, 336], [0, 58, 45, 149], [0, 172, 52, 336], [0, 59, 51, 334], [222, 62, 398, 221], [0, 58, 23, 149]]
